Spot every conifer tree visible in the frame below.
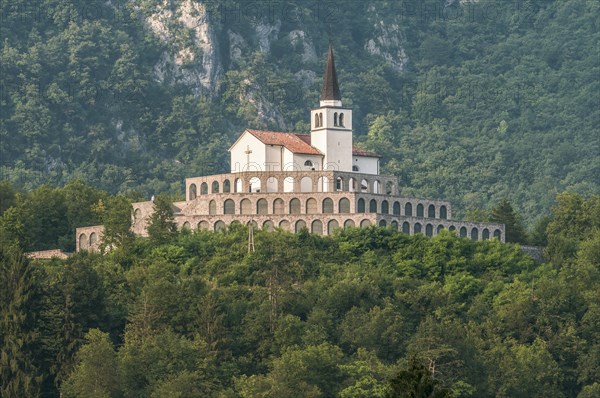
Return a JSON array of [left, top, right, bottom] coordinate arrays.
[[489, 200, 528, 244], [147, 194, 178, 246]]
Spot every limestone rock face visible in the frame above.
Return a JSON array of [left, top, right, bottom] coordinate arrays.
[[364, 21, 408, 73]]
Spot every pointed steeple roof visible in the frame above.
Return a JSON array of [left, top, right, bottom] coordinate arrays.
[[320, 46, 341, 101]]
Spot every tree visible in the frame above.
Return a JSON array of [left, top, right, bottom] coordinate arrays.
[[146, 194, 177, 246], [0, 245, 42, 397], [489, 200, 528, 244], [99, 195, 134, 251], [386, 357, 451, 398], [0, 180, 16, 215]]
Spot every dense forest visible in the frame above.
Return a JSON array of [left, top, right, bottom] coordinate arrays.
[[1, 187, 599, 397], [1, 0, 598, 224]]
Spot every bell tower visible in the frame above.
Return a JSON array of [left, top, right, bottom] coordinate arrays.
[[310, 46, 353, 171]]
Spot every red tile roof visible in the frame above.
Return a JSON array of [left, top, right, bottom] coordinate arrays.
[[246, 129, 381, 157]]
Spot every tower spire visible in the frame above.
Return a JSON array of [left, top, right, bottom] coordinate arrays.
[[320, 46, 341, 101]]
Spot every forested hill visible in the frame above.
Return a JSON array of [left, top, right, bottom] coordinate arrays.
[[1, 0, 598, 223]]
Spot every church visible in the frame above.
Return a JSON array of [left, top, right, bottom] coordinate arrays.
[[76, 47, 505, 252]]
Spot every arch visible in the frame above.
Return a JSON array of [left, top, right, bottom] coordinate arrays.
[[393, 201, 401, 215], [200, 182, 208, 195], [273, 198, 285, 214], [414, 223, 422, 234], [300, 176, 312, 192], [289, 198, 301, 214], [284, 176, 294, 192], [349, 177, 356, 192], [493, 229, 502, 240], [257, 199, 268, 215], [339, 198, 350, 213], [266, 177, 278, 193], [437, 225, 444, 234], [327, 220, 340, 235], [318, 176, 329, 192], [322, 198, 334, 213], [391, 221, 398, 231], [339, 113, 344, 127], [334, 112, 338, 126], [386, 181, 394, 195], [89, 232, 97, 247], [360, 219, 372, 228], [212, 181, 219, 193], [214, 220, 226, 232], [182, 221, 191, 230], [471, 227, 479, 241], [369, 199, 378, 213], [311, 220, 323, 235], [428, 204, 435, 218], [198, 221, 209, 230], [379, 220, 387, 227], [360, 179, 369, 192], [249, 176, 261, 192], [279, 220, 290, 230], [223, 179, 231, 193], [235, 178, 242, 193], [315, 113, 320, 128], [482, 228, 490, 240], [425, 224, 433, 237], [381, 200, 389, 214], [373, 180, 381, 194], [79, 233, 88, 250], [247, 220, 258, 230], [352, 165, 359, 172], [319, 113, 323, 127], [405, 202, 413, 216], [357, 198, 366, 213], [224, 199, 235, 214], [344, 219, 355, 229], [440, 205, 447, 219], [295, 220, 307, 233], [417, 204, 424, 217], [263, 220, 274, 232], [306, 198, 318, 214], [209, 200, 217, 215], [449, 225, 456, 232], [240, 199, 252, 215], [134, 208, 142, 221], [402, 222, 410, 234], [460, 226, 467, 238], [304, 160, 313, 167], [336, 177, 343, 191], [189, 184, 197, 200]]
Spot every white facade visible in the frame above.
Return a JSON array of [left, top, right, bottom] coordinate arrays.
[[354, 156, 379, 175]]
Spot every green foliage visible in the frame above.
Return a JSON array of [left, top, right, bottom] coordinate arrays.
[[146, 194, 177, 246], [490, 200, 528, 244], [100, 195, 133, 251]]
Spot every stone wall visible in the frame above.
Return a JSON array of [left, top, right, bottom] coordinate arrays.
[[75, 225, 104, 252], [26, 249, 71, 260]]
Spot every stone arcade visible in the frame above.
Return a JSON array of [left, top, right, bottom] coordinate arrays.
[[76, 47, 504, 252]]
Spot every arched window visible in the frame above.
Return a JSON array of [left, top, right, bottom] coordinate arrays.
[[319, 113, 323, 127], [315, 113, 320, 127], [304, 160, 313, 167], [263, 220, 274, 232], [460, 227, 467, 238], [311, 220, 323, 235], [189, 184, 197, 200], [182, 222, 191, 230], [279, 220, 290, 230], [224, 199, 235, 214], [440, 206, 447, 219], [494, 229, 502, 240], [284, 176, 294, 192], [414, 223, 422, 234], [402, 222, 410, 234], [89, 233, 97, 246], [391, 221, 398, 231], [426, 224, 433, 237], [373, 180, 381, 194], [482, 229, 490, 240], [349, 178, 356, 192], [386, 181, 394, 195], [379, 220, 387, 227], [360, 219, 371, 228], [361, 179, 368, 193], [290, 198, 301, 214], [339, 198, 350, 213], [198, 221, 210, 230], [273, 198, 285, 214], [214, 220, 226, 232], [257, 199, 268, 215], [336, 177, 343, 191], [300, 176, 312, 192], [334, 112, 338, 126], [339, 113, 344, 127], [209, 200, 217, 215], [393, 201, 401, 215], [471, 227, 479, 241], [357, 198, 366, 213], [381, 200, 389, 214], [327, 220, 340, 235], [322, 198, 334, 213], [295, 220, 307, 233], [212, 181, 219, 193], [428, 204, 435, 218], [235, 178, 242, 193], [369, 199, 377, 213], [449, 225, 456, 232], [417, 204, 424, 217], [344, 219, 355, 229], [249, 177, 261, 192], [405, 202, 413, 216], [352, 165, 359, 172], [240, 199, 252, 215], [200, 182, 208, 195], [134, 208, 142, 221], [437, 225, 444, 234], [223, 179, 231, 193], [306, 198, 318, 214]]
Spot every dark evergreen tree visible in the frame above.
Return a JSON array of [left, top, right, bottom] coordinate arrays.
[[386, 357, 452, 398], [146, 194, 178, 246], [489, 200, 528, 244]]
